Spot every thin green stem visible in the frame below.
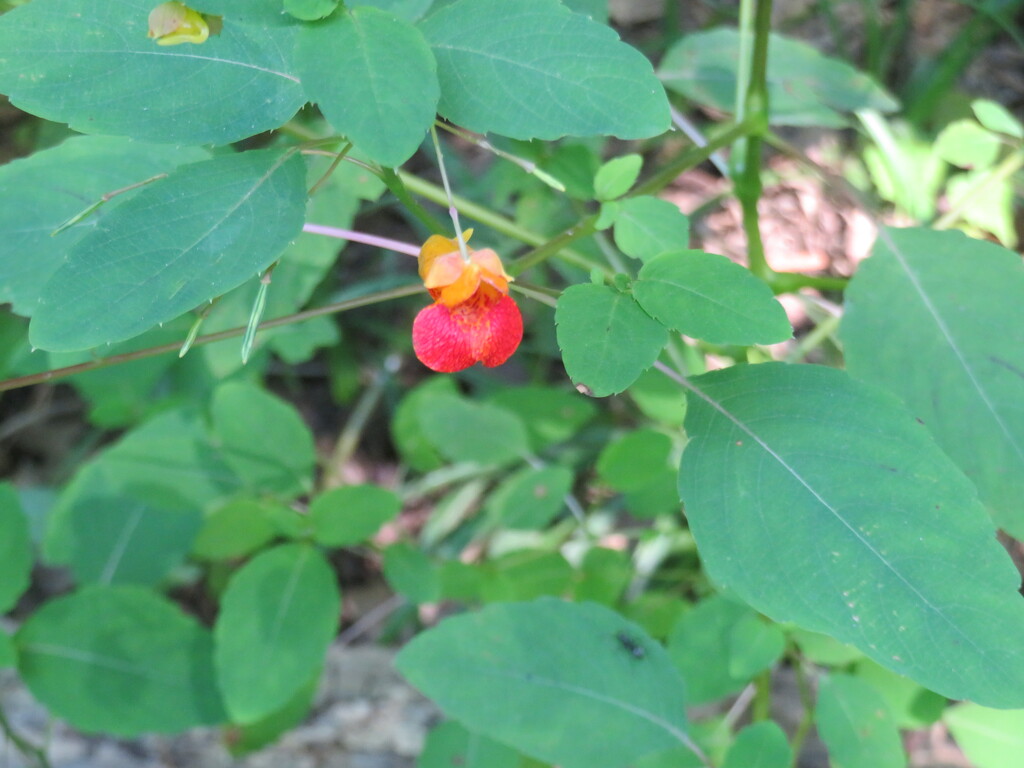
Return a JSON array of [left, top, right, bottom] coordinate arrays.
[[0, 284, 424, 393], [631, 118, 756, 197], [323, 360, 395, 487], [308, 142, 352, 197], [430, 125, 471, 262], [933, 147, 1024, 231], [509, 215, 602, 276], [380, 167, 447, 235], [789, 658, 816, 767], [752, 668, 772, 721], [0, 705, 51, 768], [734, 0, 774, 282]]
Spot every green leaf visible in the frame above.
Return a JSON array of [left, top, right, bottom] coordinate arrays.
[[722, 722, 792, 768], [396, 598, 693, 768], [52, 486, 203, 587], [816, 675, 906, 768], [295, 8, 439, 166], [597, 428, 672, 491], [392, 376, 461, 472], [573, 546, 631, 606], [16, 585, 224, 734], [383, 541, 440, 604], [0, 630, 15, 668], [628, 365, 688, 426], [946, 169, 1017, 248], [0, 0, 304, 145], [555, 283, 667, 397], [853, 659, 945, 729], [944, 703, 1024, 768], [192, 498, 284, 561], [972, 99, 1023, 138], [727, 614, 785, 680], [310, 484, 402, 546], [840, 228, 1024, 536], [0, 136, 208, 316], [419, 0, 669, 140], [485, 466, 572, 530], [679, 362, 1024, 707], [789, 628, 862, 666], [659, 29, 898, 127], [480, 552, 574, 602], [419, 720, 522, 768], [418, 394, 530, 466], [211, 381, 316, 498], [226, 675, 318, 755], [613, 196, 690, 261], [634, 251, 792, 345], [667, 595, 777, 704], [285, 0, 338, 20], [489, 386, 597, 451], [935, 119, 1002, 168], [594, 154, 642, 201], [214, 543, 340, 724], [355, 0, 435, 22], [0, 483, 32, 612], [30, 149, 307, 352]]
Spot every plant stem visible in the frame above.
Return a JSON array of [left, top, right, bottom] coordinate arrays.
[[0, 284, 424, 393], [734, 0, 774, 282], [0, 705, 51, 768], [789, 658, 816, 768], [302, 223, 420, 257], [380, 167, 447, 234], [509, 215, 603, 276], [323, 358, 396, 487], [933, 147, 1024, 231]]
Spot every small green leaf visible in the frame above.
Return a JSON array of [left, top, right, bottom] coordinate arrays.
[[479, 551, 574, 602], [355, 0, 435, 22], [0, 0, 304, 145], [594, 154, 642, 201], [192, 498, 283, 560], [680, 362, 1024, 707], [726, 613, 785, 680], [945, 703, 1024, 768], [392, 377, 461, 472], [789, 628, 862, 666], [489, 386, 596, 450], [0, 483, 32, 613], [485, 466, 572, 530], [211, 382, 316, 498], [396, 598, 693, 768], [660, 29, 898, 126], [284, 0, 338, 20], [935, 119, 1002, 168], [722, 722, 792, 768], [0, 136, 208, 316], [853, 659, 945, 729], [419, 720, 522, 768], [17, 585, 224, 734], [555, 283, 667, 397], [383, 542, 440, 604], [418, 394, 529, 466], [817, 675, 906, 768], [972, 99, 1024, 138], [841, 228, 1024, 536], [597, 429, 672, 491], [633, 251, 792, 345], [310, 484, 402, 547], [226, 675, 318, 755], [628, 365, 687, 426], [295, 8, 439, 166], [420, 0, 669, 140], [214, 543, 340, 724], [573, 547, 632, 606], [30, 150, 307, 352], [613, 197, 690, 261]]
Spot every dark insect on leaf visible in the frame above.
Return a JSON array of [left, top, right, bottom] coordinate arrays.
[[616, 631, 646, 659]]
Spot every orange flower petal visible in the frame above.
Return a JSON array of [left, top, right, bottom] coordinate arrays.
[[418, 231, 473, 282], [412, 294, 523, 372]]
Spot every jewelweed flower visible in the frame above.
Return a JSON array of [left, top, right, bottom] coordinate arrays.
[[412, 233, 523, 373], [148, 1, 209, 45]]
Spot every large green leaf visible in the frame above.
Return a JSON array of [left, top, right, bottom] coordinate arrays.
[[841, 227, 1024, 536], [396, 597, 694, 768], [310, 484, 402, 546], [0, 136, 208, 316], [0, 483, 32, 613], [210, 382, 316, 499], [678, 362, 1024, 707], [555, 283, 667, 397], [214, 543, 340, 724], [419, 0, 669, 140], [633, 251, 792, 345], [659, 29, 898, 127], [295, 7, 439, 166], [816, 675, 906, 768], [0, 0, 304, 145], [29, 149, 307, 352], [16, 585, 224, 734], [417, 394, 530, 466]]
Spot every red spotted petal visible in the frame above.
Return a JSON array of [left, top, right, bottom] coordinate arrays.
[[412, 295, 523, 373]]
